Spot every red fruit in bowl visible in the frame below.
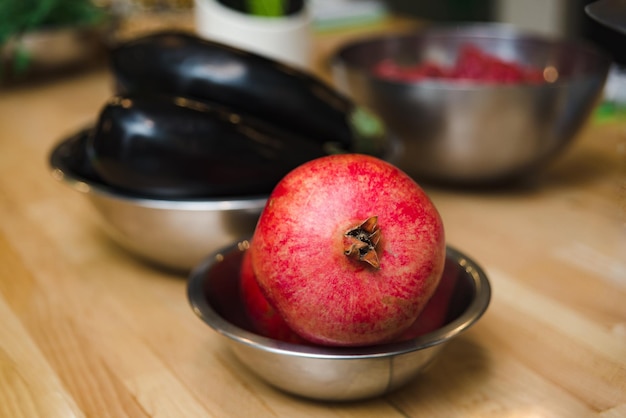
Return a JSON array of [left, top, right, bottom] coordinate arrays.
[[395, 257, 459, 341], [239, 249, 303, 343], [250, 154, 446, 347]]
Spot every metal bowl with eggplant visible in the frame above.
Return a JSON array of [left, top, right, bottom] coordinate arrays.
[[49, 31, 393, 271]]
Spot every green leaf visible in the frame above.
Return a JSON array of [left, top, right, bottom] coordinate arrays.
[[13, 45, 31, 75], [0, 0, 108, 44], [0, 0, 109, 79]]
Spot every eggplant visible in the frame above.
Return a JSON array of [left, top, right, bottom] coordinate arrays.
[[110, 31, 387, 157], [51, 128, 106, 185], [87, 95, 331, 198]]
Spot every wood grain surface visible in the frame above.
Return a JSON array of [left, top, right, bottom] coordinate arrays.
[[0, 17, 625, 418]]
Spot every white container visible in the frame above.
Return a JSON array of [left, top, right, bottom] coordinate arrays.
[[194, 0, 312, 69]]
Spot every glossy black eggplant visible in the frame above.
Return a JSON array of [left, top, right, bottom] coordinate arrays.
[[110, 31, 387, 156], [88, 95, 330, 198], [51, 128, 107, 185]]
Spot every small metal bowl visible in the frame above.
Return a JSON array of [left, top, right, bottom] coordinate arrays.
[[187, 239, 491, 401], [331, 23, 611, 186], [49, 129, 266, 272]]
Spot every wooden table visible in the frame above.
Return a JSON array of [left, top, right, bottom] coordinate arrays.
[[1, 18, 625, 418]]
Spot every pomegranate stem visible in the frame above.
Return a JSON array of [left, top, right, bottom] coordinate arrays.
[[344, 216, 381, 269]]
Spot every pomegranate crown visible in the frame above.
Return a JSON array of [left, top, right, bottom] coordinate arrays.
[[343, 216, 381, 269]]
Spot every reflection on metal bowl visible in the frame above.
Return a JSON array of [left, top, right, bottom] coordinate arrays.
[[49, 129, 266, 272], [187, 240, 491, 401], [331, 23, 611, 186]]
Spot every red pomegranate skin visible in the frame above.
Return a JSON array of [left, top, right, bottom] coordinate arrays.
[[250, 154, 446, 346], [240, 249, 303, 343], [242, 244, 453, 345], [396, 258, 458, 341]]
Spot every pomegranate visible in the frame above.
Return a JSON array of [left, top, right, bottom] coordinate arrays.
[[250, 154, 445, 346], [396, 258, 459, 341], [241, 245, 452, 345], [240, 249, 303, 343]]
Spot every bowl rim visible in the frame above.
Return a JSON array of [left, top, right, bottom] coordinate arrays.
[[187, 240, 492, 359], [49, 128, 269, 210], [330, 21, 611, 90]]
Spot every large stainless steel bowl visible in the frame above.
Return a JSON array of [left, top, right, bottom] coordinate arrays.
[[331, 23, 611, 186], [49, 129, 266, 272], [187, 239, 491, 401]]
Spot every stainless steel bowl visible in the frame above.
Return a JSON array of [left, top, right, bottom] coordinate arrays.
[[187, 239, 491, 401], [49, 130, 266, 272], [331, 23, 611, 186]]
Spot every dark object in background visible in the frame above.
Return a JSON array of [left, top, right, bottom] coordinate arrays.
[[585, 0, 626, 34], [580, 0, 626, 65], [384, 0, 494, 22]]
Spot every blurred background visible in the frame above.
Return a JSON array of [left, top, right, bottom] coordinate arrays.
[[2, 0, 624, 102], [386, 0, 626, 104]]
